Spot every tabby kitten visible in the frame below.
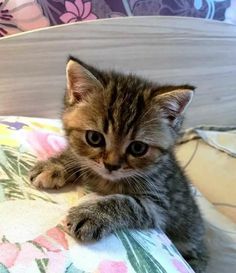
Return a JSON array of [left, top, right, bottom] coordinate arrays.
[[30, 56, 208, 273]]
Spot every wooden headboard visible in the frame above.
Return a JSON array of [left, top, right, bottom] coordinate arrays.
[[0, 16, 236, 127]]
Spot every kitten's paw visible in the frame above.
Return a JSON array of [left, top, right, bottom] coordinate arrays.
[[64, 204, 110, 241], [29, 161, 65, 189]]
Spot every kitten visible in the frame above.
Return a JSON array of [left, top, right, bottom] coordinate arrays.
[[30, 56, 208, 273]]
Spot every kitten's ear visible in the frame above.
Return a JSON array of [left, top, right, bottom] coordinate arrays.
[[66, 57, 103, 104], [157, 87, 195, 126]]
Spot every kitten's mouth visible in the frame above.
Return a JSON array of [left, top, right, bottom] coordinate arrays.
[[95, 169, 123, 181], [81, 159, 133, 182], [90, 165, 128, 181]]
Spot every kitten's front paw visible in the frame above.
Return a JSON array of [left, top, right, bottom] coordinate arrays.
[[29, 161, 65, 189], [64, 204, 110, 242]]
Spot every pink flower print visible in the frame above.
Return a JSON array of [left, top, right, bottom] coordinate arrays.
[[0, 2, 13, 22], [98, 260, 128, 273], [60, 0, 97, 23], [46, 227, 69, 250], [32, 228, 68, 273], [0, 0, 49, 37], [34, 235, 61, 252], [172, 258, 192, 273], [24, 130, 67, 160], [0, 243, 20, 268], [0, 238, 68, 272], [34, 227, 68, 252], [46, 251, 67, 273], [14, 242, 46, 265]]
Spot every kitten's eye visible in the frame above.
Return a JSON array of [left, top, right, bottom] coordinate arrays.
[[127, 141, 148, 157], [86, 130, 105, 147]]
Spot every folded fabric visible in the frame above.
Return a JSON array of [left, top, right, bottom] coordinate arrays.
[[177, 125, 236, 223], [176, 127, 236, 273], [179, 125, 236, 157]]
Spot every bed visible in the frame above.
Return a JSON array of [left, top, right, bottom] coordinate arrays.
[[0, 16, 236, 273]]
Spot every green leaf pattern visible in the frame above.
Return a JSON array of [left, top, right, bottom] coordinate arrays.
[[0, 117, 194, 273], [0, 145, 55, 203]]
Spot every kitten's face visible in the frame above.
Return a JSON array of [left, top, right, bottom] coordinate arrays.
[[64, 98, 166, 181], [63, 57, 194, 181]]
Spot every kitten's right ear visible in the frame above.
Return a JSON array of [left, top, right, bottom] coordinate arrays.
[[156, 87, 195, 130], [66, 57, 103, 104]]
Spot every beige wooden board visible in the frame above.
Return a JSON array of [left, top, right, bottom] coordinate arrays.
[[0, 16, 236, 127]]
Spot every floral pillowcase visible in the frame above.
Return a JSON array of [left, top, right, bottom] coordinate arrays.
[[1, 0, 235, 38], [0, 116, 194, 273]]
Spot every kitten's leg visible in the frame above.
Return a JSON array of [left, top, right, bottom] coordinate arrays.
[[29, 148, 79, 189], [64, 194, 166, 241], [173, 223, 208, 273], [175, 238, 208, 273], [184, 248, 208, 273]]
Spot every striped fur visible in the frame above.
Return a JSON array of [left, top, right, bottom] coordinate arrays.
[[30, 57, 208, 273]]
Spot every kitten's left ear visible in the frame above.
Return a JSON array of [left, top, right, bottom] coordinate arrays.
[[157, 87, 195, 126], [66, 57, 103, 104]]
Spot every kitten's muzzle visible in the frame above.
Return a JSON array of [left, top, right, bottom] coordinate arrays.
[[104, 163, 121, 172]]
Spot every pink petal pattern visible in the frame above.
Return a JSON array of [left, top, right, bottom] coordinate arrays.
[[34, 236, 60, 252], [172, 258, 190, 273], [98, 260, 128, 273], [0, 243, 20, 268], [11, 3, 43, 20], [17, 17, 49, 31], [65, 1, 79, 16], [75, 0, 84, 17], [69, 18, 78, 23], [46, 227, 69, 250], [23, 130, 67, 160], [85, 13, 97, 21], [60, 1, 97, 23], [47, 251, 67, 273], [4, 0, 35, 10], [59, 12, 76, 23], [15, 242, 45, 264], [81, 1, 92, 19], [0, 1, 49, 37], [1, 0, 234, 38]]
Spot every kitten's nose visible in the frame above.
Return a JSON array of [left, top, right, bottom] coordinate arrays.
[[104, 163, 121, 172]]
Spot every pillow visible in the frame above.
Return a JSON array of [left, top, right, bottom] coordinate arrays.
[[176, 133, 236, 223], [0, 116, 194, 273], [176, 135, 236, 273]]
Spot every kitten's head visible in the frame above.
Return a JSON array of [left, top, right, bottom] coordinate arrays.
[[63, 56, 194, 181]]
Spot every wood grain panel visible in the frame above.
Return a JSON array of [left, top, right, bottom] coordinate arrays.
[[0, 16, 236, 127]]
